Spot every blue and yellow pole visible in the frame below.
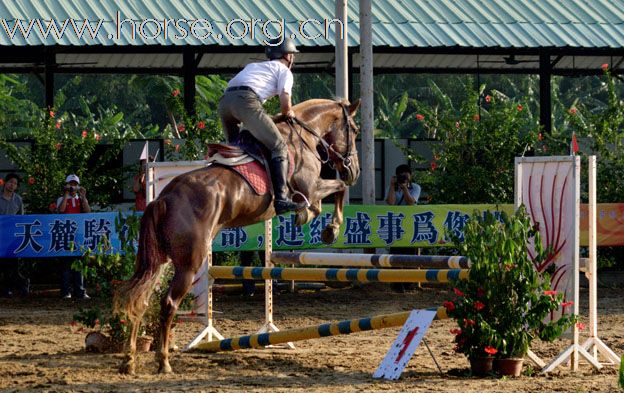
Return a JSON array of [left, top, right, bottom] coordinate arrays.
[[208, 266, 469, 283], [195, 306, 449, 353]]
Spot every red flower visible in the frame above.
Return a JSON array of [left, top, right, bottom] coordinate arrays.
[[484, 346, 498, 355], [94, 133, 101, 141], [49, 110, 55, 118], [537, 132, 543, 141], [453, 287, 465, 297], [517, 104, 523, 112], [81, 130, 88, 138], [48, 202, 57, 212], [55, 143, 62, 150], [449, 328, 462, 335], [177, 124, 186, 133], [485, 95, 491, 103], [463, 318, 476, 327], [94, 319, 100, 325], [472, 114, 480, 122], [197, 121, 206, 129], [576, 322, 586, 331], [415, 114, 425, 121], [55, 120, 61, 129], [119, 319, 127, 325], [561, 301, 574, 308], [601, 63, 609, 71], [28, 177, 35, 185], [473, 301, 485, 311], [430, 161, 438, 171], [569, 107, 577, 115], [544, 290, 557, 296], [443, 300, 455, 312], [172, 89, 180, 97], [476, 287, 485, 297], [0, 179, 3, 186]]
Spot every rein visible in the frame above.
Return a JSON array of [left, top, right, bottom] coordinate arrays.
[[286, 103, 356, 169]]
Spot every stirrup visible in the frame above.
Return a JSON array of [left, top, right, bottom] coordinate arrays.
[[274, 199, 307, 215]]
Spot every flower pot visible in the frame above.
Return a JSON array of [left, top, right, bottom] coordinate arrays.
[[137, 336, 153, 352], [469, 356, 494, 376], [494, 358, 524, 377], [85, 331, 111, 353]]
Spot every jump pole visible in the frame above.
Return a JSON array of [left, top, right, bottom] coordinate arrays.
[[255, 219, 295, 349], [581, 156, 620, 365], [195, 307, 448, 353], [209, 266, 469, 283], [272, 251, 471, 269]]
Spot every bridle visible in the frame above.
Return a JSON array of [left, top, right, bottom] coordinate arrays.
[[289, 102, 357, 170]]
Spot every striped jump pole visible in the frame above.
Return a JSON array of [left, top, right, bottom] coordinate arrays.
[[209, 266, 468, 283], [195, 306, 449, 353], [272, 251, 471, 269]]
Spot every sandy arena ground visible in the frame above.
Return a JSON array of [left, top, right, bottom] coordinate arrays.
[[0, 283, 622, 392]]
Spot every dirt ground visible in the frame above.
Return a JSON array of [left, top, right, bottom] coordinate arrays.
[[0, 283, 622, 393]]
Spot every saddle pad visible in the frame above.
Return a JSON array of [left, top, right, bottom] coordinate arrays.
[[232, 160, 269, 195]]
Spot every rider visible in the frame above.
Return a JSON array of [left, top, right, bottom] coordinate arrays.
[[218, 37, 307, 215]]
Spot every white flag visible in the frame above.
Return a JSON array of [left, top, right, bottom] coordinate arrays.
[[139, 142, 149, 160]]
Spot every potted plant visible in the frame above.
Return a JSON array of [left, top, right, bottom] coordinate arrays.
[[445, 207, 577, 377]]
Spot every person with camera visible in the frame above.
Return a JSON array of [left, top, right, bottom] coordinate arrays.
[[385, 164, 421, 293], [386, 164, 421, 206], [56, 174, 91, 299]]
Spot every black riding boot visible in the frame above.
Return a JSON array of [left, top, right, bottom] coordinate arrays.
[[270, 157, 307, 214]]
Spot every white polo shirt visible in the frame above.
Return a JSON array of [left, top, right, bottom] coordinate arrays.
[[228, 60, 293, 102]]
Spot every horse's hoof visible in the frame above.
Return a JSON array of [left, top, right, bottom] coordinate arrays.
[[295, 210, 308, 227], [321, 225, 339, 244], [119, 361, 135, 375], [158, 363, 173, 374]]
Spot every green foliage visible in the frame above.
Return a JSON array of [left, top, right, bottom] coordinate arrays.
[[619, 355, 624, 390], [0, 109, 128, 212], [408, 82, 539, 203], [446, 207, 576, 359], [162, 85, 225, 161]]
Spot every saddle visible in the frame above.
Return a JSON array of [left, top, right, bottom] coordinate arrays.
[[205, 130, 293, 196]]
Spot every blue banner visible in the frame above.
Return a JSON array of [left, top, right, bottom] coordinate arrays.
[[0, 213, 125, 258]]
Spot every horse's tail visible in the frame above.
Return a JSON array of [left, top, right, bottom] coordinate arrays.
[[114, 199, 167, 320]]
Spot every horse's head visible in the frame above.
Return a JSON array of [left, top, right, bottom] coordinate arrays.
[[327, 99, 361, 186], [293, 99, 361, 186]]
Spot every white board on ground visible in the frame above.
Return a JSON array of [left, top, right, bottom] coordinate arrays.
[[373, 309, 436, 380]]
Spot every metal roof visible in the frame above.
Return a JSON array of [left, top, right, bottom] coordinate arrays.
[[1, 0, 623, 47], [0, 0, 622, 73]]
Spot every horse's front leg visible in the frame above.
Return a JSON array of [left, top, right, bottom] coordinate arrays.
[[321, 184, 346, 244], [298, 178, 347, 244]]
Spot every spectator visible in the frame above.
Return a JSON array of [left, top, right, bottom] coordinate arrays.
[[56, 174, 91, 299], [132, 158, 150, 211], [0, 173, 29, 297], [385, 164, 421, 206], [385, 164, 421, 293]]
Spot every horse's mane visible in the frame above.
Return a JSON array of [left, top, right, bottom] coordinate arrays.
[[273, 98, 348, 124]]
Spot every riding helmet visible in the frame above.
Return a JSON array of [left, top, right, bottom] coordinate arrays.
[[265, 37, 299, 60]]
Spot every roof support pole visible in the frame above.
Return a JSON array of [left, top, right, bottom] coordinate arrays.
[[539, 53, 552, 134], [359, 0, 375, 204], [183, 50, 196, 116], [335, 0, 348, 100], [44, 51, 55, 110]]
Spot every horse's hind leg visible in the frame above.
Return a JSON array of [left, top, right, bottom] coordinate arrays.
[[120, 309, 148, 375], [156, 260, 197, 374]]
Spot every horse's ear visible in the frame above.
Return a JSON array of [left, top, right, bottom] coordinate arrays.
[[348, 99, 361, 116]]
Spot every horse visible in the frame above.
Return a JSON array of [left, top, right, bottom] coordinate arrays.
[[114, 98, 361, 374]]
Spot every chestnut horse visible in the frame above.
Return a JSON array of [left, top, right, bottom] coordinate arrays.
[[115, 98, 361, 374]]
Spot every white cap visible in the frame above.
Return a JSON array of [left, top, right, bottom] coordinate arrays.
[[65, 174, 80, 184]]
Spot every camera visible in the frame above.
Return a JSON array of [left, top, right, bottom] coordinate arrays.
[[397, 174, 409, 184], [64, 185, 80, 193]]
